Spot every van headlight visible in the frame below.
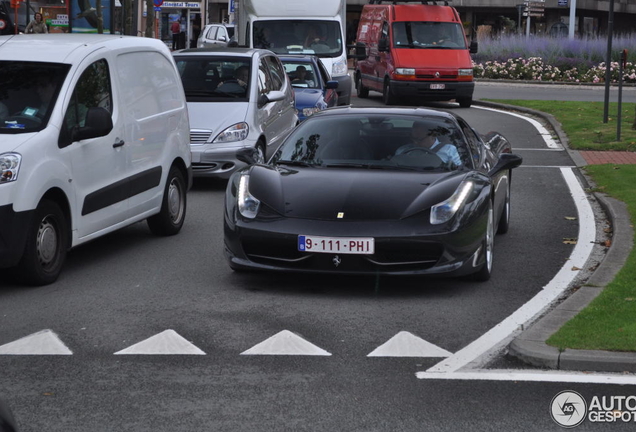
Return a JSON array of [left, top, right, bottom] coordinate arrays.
[[0, 153, 21, 184], [331, 58, 348, 77], [395, 68, 415, 76], [458, 69, 473, 76], [213, 122, 249, 143], [237, 173, 260, 219], [430, 181, 474, 225]]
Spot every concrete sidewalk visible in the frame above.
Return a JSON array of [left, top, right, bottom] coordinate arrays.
[[475, 99, 636, 373]]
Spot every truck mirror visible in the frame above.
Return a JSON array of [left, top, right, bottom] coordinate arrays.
[[469, 40, 478, 54]]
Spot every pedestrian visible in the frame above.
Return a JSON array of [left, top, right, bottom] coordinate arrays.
[[25, 12, 48, 34], [171, 19, 180, 51]]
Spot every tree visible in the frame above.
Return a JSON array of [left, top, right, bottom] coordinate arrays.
[[145, 0, 155, 37]]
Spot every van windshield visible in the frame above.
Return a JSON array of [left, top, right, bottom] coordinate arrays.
[[253, 20, 342, 58], [175, 57, 251, 102], [392, 22, 467, 49], [0, 61, 70, 134]]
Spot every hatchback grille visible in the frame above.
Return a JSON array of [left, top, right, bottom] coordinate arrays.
[[191, 130, 212, 144]]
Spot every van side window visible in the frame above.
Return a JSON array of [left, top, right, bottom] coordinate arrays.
[[380, 22, 389, 45], [265, 56, 284, 91], [60, 59, 112, 147]]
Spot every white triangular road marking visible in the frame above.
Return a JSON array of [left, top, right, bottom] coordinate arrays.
[[114, 329, 205, 355], [241, 330, 331, 356], [368, 331, 452, 357], [0, 329, 72, 355]]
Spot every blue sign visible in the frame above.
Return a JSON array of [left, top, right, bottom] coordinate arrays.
[[154, 6, 161, 11], [230, 0, 235, 13], [558, 0, 568, 6]]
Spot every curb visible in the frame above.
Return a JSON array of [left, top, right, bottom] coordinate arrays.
[[474, 99, 636, 372]]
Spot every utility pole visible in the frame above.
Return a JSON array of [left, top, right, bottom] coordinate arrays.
[[603, 0, 615, 124], [568, 0, 576, 39]]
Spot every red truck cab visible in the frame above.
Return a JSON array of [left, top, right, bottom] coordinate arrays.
[[354, 0, 477, 107]]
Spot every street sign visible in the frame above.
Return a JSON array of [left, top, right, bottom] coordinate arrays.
[[153, 6, 161, 11], [558, 0, 568, 6], [153, 0, 163, 7]]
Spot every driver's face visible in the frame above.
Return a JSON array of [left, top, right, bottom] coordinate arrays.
[[412, 124, 434, 147]]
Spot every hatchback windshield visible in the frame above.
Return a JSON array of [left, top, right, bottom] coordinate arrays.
[[392, 22, 466, 49], [0, 61, 70, 134], [175, 56, 251, 102], [253, 20, 342, 57], [272, 114, 469, 171]]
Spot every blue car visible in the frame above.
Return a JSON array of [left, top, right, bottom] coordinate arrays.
[[279, 55, 339, 122]]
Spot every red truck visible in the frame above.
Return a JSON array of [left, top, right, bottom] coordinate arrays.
[[354, 0, 477, 107]]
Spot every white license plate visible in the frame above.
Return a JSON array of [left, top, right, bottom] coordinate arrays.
[[430, 84, 445, 90], [298, 235, 374, 255]]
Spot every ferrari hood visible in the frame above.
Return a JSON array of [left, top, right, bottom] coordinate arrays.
[[249, 166, 465, 220]]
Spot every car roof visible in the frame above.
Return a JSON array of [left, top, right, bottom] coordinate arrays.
[[0, 34, 168, 64], [310, 106, 460, 121], [173, 47, 272, 57]]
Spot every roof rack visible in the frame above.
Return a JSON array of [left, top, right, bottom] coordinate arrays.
[[368, 0, 451, 5]]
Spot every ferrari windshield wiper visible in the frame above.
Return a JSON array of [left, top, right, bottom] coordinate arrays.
[[275, 160, 316, 167]]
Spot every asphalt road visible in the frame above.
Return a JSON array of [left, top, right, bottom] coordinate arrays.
[[0, 88, 633, 431]]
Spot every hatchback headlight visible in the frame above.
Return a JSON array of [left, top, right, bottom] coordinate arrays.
[[0, 153, 21, 184], [213, 122, 249, 143], [237, 173, 260, 219], [301, 107, 321, 117], [430, 181, 474, 225]]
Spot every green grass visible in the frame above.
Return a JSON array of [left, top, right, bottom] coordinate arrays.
[[547, 165, 636, 352], [482, 100, 636, 152]]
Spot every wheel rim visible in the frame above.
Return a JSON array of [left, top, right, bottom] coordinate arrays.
[[37, 214, 59, 269], [167, 177, 185, 224], [485, 207, 494, 272], [255, 145, 265, 164]]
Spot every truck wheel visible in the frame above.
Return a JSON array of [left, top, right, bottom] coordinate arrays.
[[383, 79, 397, 105], [17, 200, 69, 286], [147, 166, 187, 236], [458, 97, 472, 108], [356, 73, 369, 98]]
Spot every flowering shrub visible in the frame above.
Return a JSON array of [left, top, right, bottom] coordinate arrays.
[[473, 35, 636, 83]]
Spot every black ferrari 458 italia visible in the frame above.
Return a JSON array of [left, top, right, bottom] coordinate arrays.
[[224, 107, 522, 281]]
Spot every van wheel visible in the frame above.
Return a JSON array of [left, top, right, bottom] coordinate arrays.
[[17, 200, 68, 286], [383, 79, 397, 105], [356, 73, 369, 98], [458, 97, 472, 108], [147, 166, 187, 236]]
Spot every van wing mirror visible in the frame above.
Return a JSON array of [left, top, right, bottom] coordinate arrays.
[[72, 107, 113, 142], [347, 42, 368, 60], [378, 38, 389, 52], [469, 40, 478, 54]]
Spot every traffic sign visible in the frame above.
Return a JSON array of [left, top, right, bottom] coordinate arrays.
[[153, 0, 163, 7]]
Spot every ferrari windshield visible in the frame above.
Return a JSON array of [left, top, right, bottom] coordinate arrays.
[[253, 20, 343, 58], [272, 114, 470, 171], [0, 61, 70, 134]]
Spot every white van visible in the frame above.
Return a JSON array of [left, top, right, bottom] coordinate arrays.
[[0, 34, 192, 285]]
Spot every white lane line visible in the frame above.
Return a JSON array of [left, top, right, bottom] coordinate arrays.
[[513, 148, 565, 151], [367, 331, 452, 358], [241, 330, 332, 356], [518, 165, 576, 168], [475, 106, 563, 149], [0, 329, 72, 355], [114, 329, 205, 355], [416, 370, 636, 385], [425, 167, 595, 374]]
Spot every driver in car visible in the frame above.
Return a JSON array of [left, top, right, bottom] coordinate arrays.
[[395, 121, 461, 166]]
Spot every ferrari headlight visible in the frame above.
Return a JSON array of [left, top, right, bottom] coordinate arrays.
[[331, 57, 348, 77], [213, 122, 249, 143], [302, 107, 321, 117], [0, 153, 21, 184], [237, 173, 260, 219], [430, 181, 474, 225]]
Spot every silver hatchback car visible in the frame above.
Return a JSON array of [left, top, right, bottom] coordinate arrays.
[[173, 48, 298, 179], [197, 23, 235, 48]]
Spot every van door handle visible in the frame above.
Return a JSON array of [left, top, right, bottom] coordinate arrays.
[[113, 139, 125, 148]]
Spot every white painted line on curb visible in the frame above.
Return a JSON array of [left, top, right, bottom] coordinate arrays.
[[518, 165, 576, 168], [475, 106, 563, 149], [425, 168, 595, 375], [512, 148, 565, 151], [416, 370, 636, 385], [0, 329, 72, 355]]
